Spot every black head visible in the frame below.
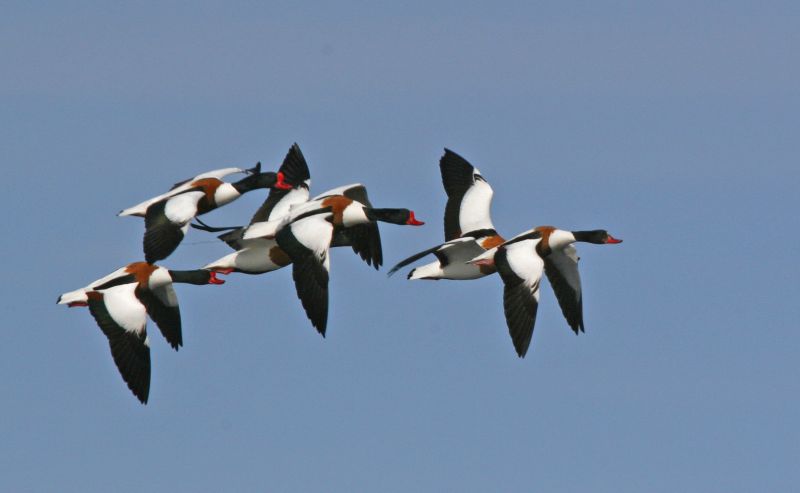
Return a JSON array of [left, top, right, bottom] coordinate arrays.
[[365, 208, 425, 226], [168, 269, 227, 285], [572, 230, 623, 245], [233, 172, 292, 194]]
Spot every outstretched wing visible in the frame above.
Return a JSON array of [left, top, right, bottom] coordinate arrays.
[[387, 236, 480, 276], [86, 285, 151, 404], [137, 284, 183, 350], [249, 143, 311, 224], [170, 167, 245, 191], [143, 190, 202, 263], [313, 183, 366, 202], [434, 237, 487, 267], [439, 149, 496, 241], [494, 240, 544, 358], [332, 223, 383, 270], [276, 211, 334, 336], [544, 245, 584, 334], [312, 184, 382, 268], [387, 243, 444, 277], [341, 185, 372, 207], [120, 167, 244, 217]]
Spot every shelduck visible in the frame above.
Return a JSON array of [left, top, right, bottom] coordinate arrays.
[[119, 162, 292, 263], [389, 149, 504, 279], [57, 262, 226, 403], [308, 183, 423, 269], [202, 184, 424, 335], [200, 184, 423, 275], [471, 227, 622, 357], [268, 186, 424, 335]]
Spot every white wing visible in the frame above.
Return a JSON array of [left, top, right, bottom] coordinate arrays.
[[495, 239, 544, 357], [101, 284, 148, 337], [57, 266, 133, 305], [312, 183, 363, 200], [191, 167, 245, 181], [290, 213, 334, 256], [276, 212, 334, 335], [242, 218, 286, 240], [243, 198, 333, 240], [118, 167, 245, 217], [543, 244, 584, 333], [458, 177, 496, 234], [267, 187, 311, 221], [163, 191, 204, 225]]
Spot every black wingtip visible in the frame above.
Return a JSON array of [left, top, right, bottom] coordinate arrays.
[[280, 143, 311, 184], [313, 321, 327, 337], [514, 340, 530, 358], [311, 314, 328, 337], [568, 320, 585, 335], [246, 161, 262, 175], [127, 370, 150, 405], [143, 201, 186, 263], [314, 314, 328, 336], [440, 148, 472, 168], [405, 268, 415, 280]]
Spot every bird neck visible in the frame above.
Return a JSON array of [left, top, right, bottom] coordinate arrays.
[[168, 269, 212, 285], [232, 172, 278, 194]]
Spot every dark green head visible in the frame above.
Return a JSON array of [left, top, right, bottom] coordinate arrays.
[[572, 230, 623, 245], [365, 208, 425, 226], [233, 171, 292, 194], [168, 269, 227, 285]]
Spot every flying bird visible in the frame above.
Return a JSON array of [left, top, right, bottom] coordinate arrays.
[[58, 262, 226, 403], [194, 143, 313, 274], [471, 227, 622, 357], [201, 184, 424, 335], [200, 183, 423, 275], [119, 163, 292, 263], [389, 148, 504, 279]]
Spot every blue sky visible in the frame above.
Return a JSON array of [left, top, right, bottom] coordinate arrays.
[[2, 2, 798, 491]]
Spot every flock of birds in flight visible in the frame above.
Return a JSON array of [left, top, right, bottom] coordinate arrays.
[[58, 144, 622, 404]]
